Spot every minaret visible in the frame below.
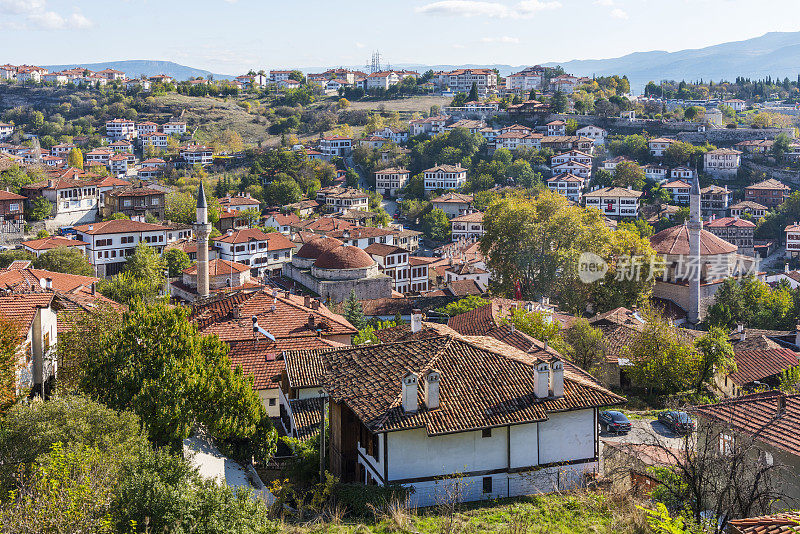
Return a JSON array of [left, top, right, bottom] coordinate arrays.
[[687, 173, 702, 324], [194, 182, 211, 298]]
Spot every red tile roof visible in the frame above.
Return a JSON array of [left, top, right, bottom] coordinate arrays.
[[0, 293, 54, 338], [183, 259, 249, 276], [693, 391, 800, 458], [21, 236, 88, 251], [226, 340, 285, 390], [191, 288, 356, 343], [650, 225, 738, 255], [213, 229, 294, 250], [74, 220, 169, 235], [729, 348, 800, 387], [705, 217, 756, 228], [314, 245, 374, 269], [322, 333, 624, 435]]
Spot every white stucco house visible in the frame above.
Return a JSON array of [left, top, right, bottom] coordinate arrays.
[[322, 325, 624, 507]]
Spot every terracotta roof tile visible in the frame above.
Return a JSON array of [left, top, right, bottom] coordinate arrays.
[[693, 391, 800, 458], [21, 236, 88, 251], [728, 513, 800, 534], [650, 225, 738, 255], [288, 397, 325, 441], [226, 340, 284, 390], [322, 334, 624, 435], [729, 348, 800, 387]]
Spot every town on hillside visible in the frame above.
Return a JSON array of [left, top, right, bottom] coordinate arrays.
[[4, 51, 800, 533]]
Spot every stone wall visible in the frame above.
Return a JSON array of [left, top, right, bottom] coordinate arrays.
[[742, 161, 800, 186], [282, 264, 392, 303], [677, 128, 795, 145]]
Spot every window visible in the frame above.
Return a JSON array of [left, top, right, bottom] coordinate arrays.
[[482, 476, 492, 493], [719, 433, 734, 455], [371, 433, 380, 461], [268, 398, 276, 406], [481, 428, 492, 438]]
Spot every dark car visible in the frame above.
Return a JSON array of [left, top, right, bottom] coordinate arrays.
[[599, 410, 632, 434], [657, 410, 695, 434]]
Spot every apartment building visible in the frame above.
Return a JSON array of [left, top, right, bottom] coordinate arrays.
[[423, 164, 468, 192], [494, 131, 543, 151], [643, 164, 668, 182], [576, 125, 607, 145], [103, 187, 165, 220], [431, 192, 474, 219], [374, 167, 410, 197], [787, 223, 800, 259], [21, 176, 99, 226], [662, 179, 692, 204], [409, 115, 450, 137], [319, 136, 352, 158], [162, 121, 187, 136], [705, 217, 755, 256], [745, 179, 790, 208], [365, 243, 411, 293], [213, 228, 295, 277], [451, 211, 485, 241], [105, 119, 136, 141], [584, 187, 643, 218], [434, 69, 498, 97], [75, 219, 171, 277], [703, 148, 742, 178], [547, 173, 586, 203], [140, 132, 168, 151], [648, 137, 676, 157], [179, 145, 214, 166], [316, 186, 369, 212], [505, 66, 544, 92], [546, 121, 566, 137]]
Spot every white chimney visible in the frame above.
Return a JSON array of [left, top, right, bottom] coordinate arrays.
[[550, 359, 564, 398], [401, 372, 419, 413], [534, 360, 550, 399], [45, 278, 52, 290], [411, 308, 422, 333], [740, 330, 747, 342], [737, 324, 744, 333], [786, 263, 791, 273], [423, 369, 441, 410]]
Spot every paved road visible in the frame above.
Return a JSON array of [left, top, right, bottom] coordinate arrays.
[[600, 417, 688, 450], [382, 198, 398, 216]]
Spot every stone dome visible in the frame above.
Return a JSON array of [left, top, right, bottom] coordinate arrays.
[[650, 224, 737, 256], [296, 236, 344, 260], [314, 244, 374, 270]]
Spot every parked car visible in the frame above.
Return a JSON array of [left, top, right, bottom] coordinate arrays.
[[599, 410, 632, 434], [657, 410, 695, 434]]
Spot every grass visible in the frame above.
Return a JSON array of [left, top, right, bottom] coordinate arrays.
[[346, 95, 453, 114], [275, 490, 651, 534]]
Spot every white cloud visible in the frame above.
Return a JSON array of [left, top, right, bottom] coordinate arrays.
[[415, 0, 560, 19], [481, 35, 521, 43], [355, 42, 366, 48], [0, 0, 92, 30], [610, 7, 628, 19], [593, 0, 614, 5]]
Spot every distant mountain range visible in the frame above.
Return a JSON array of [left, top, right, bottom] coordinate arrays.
[[541, 31, 800, 92], [331, 31, 800, 93], [41, 60, 234, 81], [43, 32, 800, 91]]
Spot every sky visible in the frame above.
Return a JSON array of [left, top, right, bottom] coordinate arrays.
[[2, 0, 800, 74]]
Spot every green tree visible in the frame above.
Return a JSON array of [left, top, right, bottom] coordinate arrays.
[[422, 208, 451, 242], [26, 196, 53, 221], [693, 327, 736, 393], [263, 174, 302, 207], [612, 161, 646, 190], [66, 147, 83, 168], [435, 295, 488, 317], [663, 141, 694, 167], [503, 307, 563, 351], [706, 276, 796, 331], [343, 289, 366, 329], [97, 243, 165, 305], [32, 247, 93, 276], [163, 248, 192, 278], [626, 309, 699, 394], [75, 301, 271, 448], [467, 82, 479, 102], [562, 318, 604, 374], [551, 91, 568, 113], [773, 133, 792, 159], [0, 250, 34, 268], [0, 317, 21, 415]]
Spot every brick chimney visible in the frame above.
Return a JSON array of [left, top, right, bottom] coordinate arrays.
[[308, 313, 315, 330]]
